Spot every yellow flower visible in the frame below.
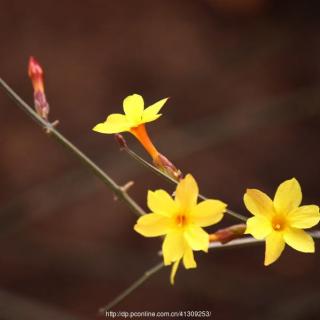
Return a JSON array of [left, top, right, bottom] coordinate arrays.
[[244, 178, 320, 266], [93, 94, 167, 134], [93, 94, 182, 180], [92, 94, 167, 159], [134, 174, 226, 284]]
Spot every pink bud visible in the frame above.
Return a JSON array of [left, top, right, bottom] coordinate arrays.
[[28, 56, 49, 120]]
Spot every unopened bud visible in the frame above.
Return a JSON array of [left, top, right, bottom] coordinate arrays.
[[34, 91, 49, 120], [28, 56, 44, 92], [114, 134, 128, 150], [28, 56, 49, 120], [153, 153, 183, 181], [209, 224, 246, 244]]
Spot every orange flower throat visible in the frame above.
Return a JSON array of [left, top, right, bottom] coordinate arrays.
[[130, 124, 159, 160]]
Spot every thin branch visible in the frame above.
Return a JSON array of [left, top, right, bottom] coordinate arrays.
[[99, 230, 320, 313], [209, 230, 320, 249], [99, 261, 164, 315], [0, 78, 145, 217], [209, 237, 262, 249], [123, 145, 247, 221]]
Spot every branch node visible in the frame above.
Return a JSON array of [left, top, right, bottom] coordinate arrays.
[[45, 120, 60, 134], [113, 181, 135, 201]]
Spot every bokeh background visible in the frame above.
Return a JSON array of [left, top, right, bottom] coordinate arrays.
[[1, 0, 320, 319]]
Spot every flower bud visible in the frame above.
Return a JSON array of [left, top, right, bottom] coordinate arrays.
[[28, 56, 49, 120], [209, 224, 246, 244], [153, 153, 183, 181], [114, 133, 128, 150], [28, 56, 44, 92]]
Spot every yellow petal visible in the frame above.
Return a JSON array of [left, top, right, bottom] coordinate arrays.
[[183, 246, 197, 269], [162, 230, 184, 265], [142, 97, 168, 123], [243, 189, 274, 218], [92, 114, 130, 134], [245, 216, 272, 240], [274, 178, 302, 214], [190, 199, 226, 227], [170, 259, 180, 285], [288, 205, 320, 229], [283, 228, 315, 253], [175, 174, 198, 212], [147, 190, 178, 217], [264, 232, 285, 266], [123, 94, 144, 124], [134, 213, 171, 237], [184, 225, 209, 252]]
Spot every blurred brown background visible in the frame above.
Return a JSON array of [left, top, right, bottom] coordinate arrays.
[[0, 0, 320, 319]]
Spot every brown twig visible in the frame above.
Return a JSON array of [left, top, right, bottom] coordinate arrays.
[[0, 77, 145, 217]]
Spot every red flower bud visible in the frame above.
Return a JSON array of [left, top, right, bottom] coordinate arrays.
[[28, 56, 49, 120], [209, 224, 246, 244], [28, 56, 44, 93]]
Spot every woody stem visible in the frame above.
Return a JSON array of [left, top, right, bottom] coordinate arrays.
[[0, 77, 145, 217], [99, 261, 164, 315], [120, 142, 247, 221]]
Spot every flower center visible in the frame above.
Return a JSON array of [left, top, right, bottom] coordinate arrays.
[[272, 216, 286, 231], [175, 214, 187, 227]]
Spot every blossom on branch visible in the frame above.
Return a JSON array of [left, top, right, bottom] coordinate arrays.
[[134, 174, 226, 284], [93, 94, 182, 180], [244, 178, 320, 266], [93, 94, 167, 134]]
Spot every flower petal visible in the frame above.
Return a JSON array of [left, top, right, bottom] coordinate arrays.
[[283, 228, 315, 253], [245, 216, 272, 240], [274, 178, 302, 214], [142, 98, 168, 123], [190, 199, 226, 227], [123, 94, 144, 124], [288, 205, 320, 229], [264, 232, 285, 266], [243, 189, 274, 218], [147, 190, 178, 217], [92, 114, 130, 134], [175, 174, 198, 212], [184, 225, 209, 252], [183, 246, 197, 269], [170, 259, 180, 285], [134, 213, 172, 237], [162, 230, 184, 265]]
